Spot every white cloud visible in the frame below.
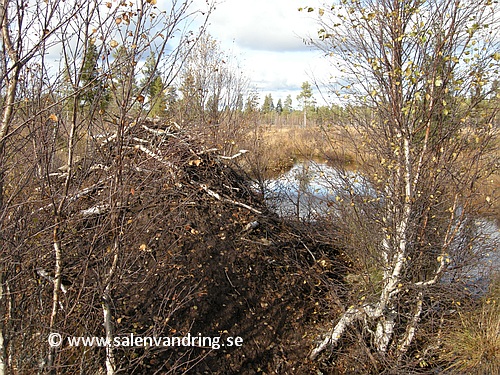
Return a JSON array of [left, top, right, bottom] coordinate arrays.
[[209, 0, 319, 52], [188, 0, 334, 105]]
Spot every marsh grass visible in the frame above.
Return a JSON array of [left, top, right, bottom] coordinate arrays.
[[237, 125, 359, 179], [441, 275, 500, 375]]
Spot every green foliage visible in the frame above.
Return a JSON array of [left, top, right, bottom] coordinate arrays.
[[262, 93, 274, 113], [109, 45, 139, 112], [245, 92, 260, 113], [296, 81, 314, 110], [140, 53, 167, 116], [275, 98, 283, 114], [80, 41, 102, 106], [283, 94, 293, 112]]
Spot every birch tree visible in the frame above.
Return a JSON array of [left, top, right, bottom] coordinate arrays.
[[0, 0, 214, 373], [306, 0, 500, 364], [0, 0, 85, 372], [177, 33, 249, 153], [88, 1, 213, 373]]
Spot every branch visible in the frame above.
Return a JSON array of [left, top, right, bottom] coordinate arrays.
[[36, 177, 113, 213], [310, 303, 380, 360], [133, 144, 175, 168], [80, 204, 109, 216], [194, 182, 262, 215], [141, 124, 177, 137], [218, 149, 249, 160], [397, 291, 423, 355]]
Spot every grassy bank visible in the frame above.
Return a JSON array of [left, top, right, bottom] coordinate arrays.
[[236, 124, 359, 180], [237, 124, 500, 222]]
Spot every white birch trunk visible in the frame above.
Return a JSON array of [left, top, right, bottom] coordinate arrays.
[[311, 130, 414, 358], [47, 231, 63, 370], [398, 291, 424, 355], [0, 272, 5, 375], [102, 241, 119, 375], [102, 290, 116, 375]]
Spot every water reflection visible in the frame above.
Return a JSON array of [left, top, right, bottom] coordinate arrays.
[[264, 162, 499, 294], [263, 161, 371, 219]]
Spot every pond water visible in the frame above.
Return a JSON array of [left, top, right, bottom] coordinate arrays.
[[263, 161, 499, 294], [261, 161, 372, 219]]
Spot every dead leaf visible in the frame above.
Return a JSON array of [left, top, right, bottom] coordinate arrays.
[[189, 159, 202, 166], [48, 114, 58, 122]]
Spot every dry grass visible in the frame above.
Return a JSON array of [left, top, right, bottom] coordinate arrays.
[[237, 124, 500, 222], [440, 275, 500, 375], [236, 125, 359, 179]]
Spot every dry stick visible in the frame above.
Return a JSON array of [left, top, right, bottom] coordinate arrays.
[[224, 269, 241, 296], [194, 182, 262, 215], [0, 273, 5, 375]]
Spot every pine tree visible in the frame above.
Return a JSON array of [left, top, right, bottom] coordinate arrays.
[[141, 53, 167, 117], [283, 94, 293, 113], [262, 93, 274, 113], [275, 99, 283, 114], [297, 81, 314, 127]]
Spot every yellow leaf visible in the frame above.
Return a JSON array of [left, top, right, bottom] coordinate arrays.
[[110, 40, 119, 48], [115, 18, 122, 25], [139, 244, 147, 251], [48, 114, 58, 121], [189, 159, 202, 166]]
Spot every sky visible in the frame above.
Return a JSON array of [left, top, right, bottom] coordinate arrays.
[[194, 0, 334, 107]]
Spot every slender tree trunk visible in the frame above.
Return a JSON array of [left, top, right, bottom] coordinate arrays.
[[47, 224, 63, 371], [102, 248, 117, 375], [0, 2, 21, 371], [0, 271, 6, 375], [47, 92, 79, 371]]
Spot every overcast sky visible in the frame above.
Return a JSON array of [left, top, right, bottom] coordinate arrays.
[[195, 0, 333, 107]]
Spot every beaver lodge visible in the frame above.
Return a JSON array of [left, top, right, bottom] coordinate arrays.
[[10, 118, 341, 374]]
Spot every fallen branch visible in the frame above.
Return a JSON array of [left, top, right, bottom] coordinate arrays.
[[133, 144, 175, 168], [226, 198, 262, 214], [218, 149, 249, 160], [98, 124, 134, 146], [141, 124, 177, 137], [36, 176, 112, 213], [80, 204, 109, 216], [194, 182, 262, 215], [36, 268, 67, 294]]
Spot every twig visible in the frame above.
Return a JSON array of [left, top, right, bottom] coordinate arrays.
[[218, 149, 249, 160], [134, 144, 175, 168], [224, 268, 241, 296], [194, 182, 262, 214]]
